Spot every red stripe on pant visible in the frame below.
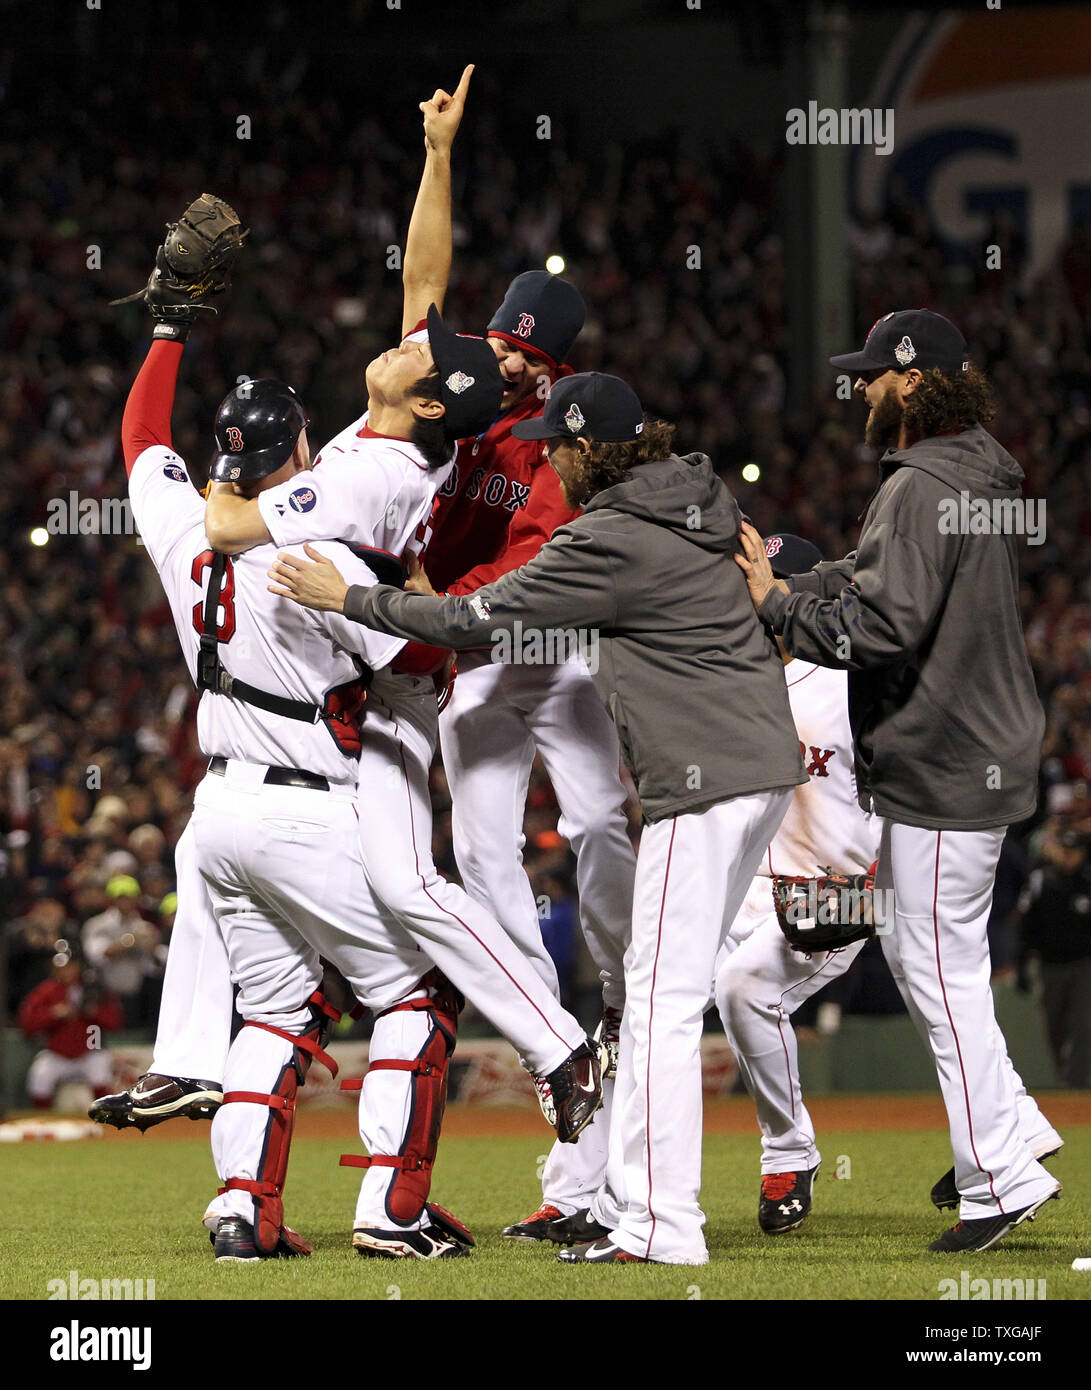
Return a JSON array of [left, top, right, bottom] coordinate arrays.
[[930, 830, 1002, 1213], [643, 819, 677, 1261]]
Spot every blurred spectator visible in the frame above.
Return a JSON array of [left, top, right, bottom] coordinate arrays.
[[1019, 827, 1091, 1088], [2, 53, 1089, 1035], [81, 874, 163, 1027], [18, 951, 123, 1107], [5, 896, 75, 1012]]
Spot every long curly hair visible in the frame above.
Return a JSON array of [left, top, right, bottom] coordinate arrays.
[[903, 365, 996, 439], [571, 418, 677, 505]]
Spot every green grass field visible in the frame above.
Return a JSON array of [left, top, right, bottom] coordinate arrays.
[[4, 1102, 1089, 1302]]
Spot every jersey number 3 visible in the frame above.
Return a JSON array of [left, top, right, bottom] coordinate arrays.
[[191, 550, 237, 641]]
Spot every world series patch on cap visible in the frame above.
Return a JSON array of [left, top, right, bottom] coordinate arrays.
[[511, 372, 644, 442], [829, 309, 970, 375], [426, 304, 505, 439]]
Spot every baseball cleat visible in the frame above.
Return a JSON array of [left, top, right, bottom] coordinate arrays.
[[542, 1041, 603, 1144], [928, 1183, 1061, 1253], [353, 1222, 470, 1260], [501, 1203, 563, 1242], [930, 1144, 1062, 1211], [212, 1217, 311, 1262], [758, 1165, 819, 1234], [594, 1006, 622, 1082], [557, 1236, 647, 1264], [532, 1074, 557, 1127], [546, 1208, 613, 1247], [89, 1073, 223, 1132]]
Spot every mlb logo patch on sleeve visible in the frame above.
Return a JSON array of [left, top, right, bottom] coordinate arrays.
[[289, 486, 318, 513]]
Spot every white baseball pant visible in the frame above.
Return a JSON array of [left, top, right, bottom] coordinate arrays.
[[27, 1048, 113, 1103], [609, 788, 793, 1264], [150, 819, 233, 1084], [714, 906, 865, 1174], [875, 820, 1060, 1219], [357, 673, 587, 1077], [190, 763, 444, 1233], [439, 652, 634, 1213]]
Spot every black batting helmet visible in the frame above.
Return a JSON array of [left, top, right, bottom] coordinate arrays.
[[210, 379, 310, 482]]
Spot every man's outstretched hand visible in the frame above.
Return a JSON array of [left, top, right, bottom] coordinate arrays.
[[735, 521, 790, 612], [421, 64, 474, 154], [268, 544, 349, 613]]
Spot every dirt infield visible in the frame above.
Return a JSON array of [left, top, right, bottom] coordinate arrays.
[[88, 1091, 1090, 1145]]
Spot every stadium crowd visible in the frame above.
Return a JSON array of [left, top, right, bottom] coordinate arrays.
[[2, 58, 1089, 1089]]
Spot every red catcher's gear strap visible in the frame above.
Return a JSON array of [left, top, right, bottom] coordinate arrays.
[[223, 1091, 293, 1109], [339, 1154, 426, 1171], [222, 1178, 280, 1197], [220, 994, 341, 1253], [338, 979, 460, 1224]]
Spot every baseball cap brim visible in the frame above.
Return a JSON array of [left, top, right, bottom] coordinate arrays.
[[828, 349, 890, 372], [510, 415, 558, 441]]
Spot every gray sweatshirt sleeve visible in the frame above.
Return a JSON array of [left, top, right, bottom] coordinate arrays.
[[758, 473, 956, 669], [343, 523, 618, 648], [787, 553, 857, 596]]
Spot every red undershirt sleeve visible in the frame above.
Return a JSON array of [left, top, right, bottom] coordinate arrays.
[[121, 340, 184, 477]]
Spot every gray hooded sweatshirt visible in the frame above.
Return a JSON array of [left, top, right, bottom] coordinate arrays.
[[759, 425, 1045, 830], [346, 453, 806, 822]]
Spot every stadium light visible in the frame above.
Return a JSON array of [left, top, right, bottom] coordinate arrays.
[[30, 527, 49, 546], [545, 254, 565, 275], [741, 463, 761, 483]]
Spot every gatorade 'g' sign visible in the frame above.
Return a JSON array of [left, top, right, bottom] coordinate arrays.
[[856, 10, 1091, 284]]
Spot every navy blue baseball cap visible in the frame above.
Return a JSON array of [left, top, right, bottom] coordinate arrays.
[[511, 372, 644, 442], [487, 271, 586, 370], [830, 309, 970, 375], [426, 304, 505, 440], [764, 533, 824, 579]]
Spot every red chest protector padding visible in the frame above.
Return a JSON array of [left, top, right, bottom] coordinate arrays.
[[339, 973, 461, 1225], [220, 991, 340, 1255]]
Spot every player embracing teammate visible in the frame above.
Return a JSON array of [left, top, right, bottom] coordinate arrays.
[[97, 68, 602, 1263]]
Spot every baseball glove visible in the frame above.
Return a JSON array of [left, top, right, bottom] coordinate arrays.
[[772, 865, 876, 953], [110, 194, 248, 340]]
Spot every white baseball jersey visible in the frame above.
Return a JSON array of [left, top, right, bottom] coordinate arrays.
[[256, 328, 453, 559], [128, 445, 405, 784], [754, 661, 880, 882]]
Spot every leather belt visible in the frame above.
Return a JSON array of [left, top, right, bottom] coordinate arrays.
[[208, 756, 330, 792]]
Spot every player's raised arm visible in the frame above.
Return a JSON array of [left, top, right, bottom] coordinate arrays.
[[400, 63, 473, 339]]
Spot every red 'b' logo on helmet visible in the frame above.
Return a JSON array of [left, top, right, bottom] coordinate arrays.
[[225, 426, 244, 452], [514, 313, 535, 338], [765, 536, 784, 558]]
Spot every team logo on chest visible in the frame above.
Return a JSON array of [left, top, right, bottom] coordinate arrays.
[[514, 313, 535, 338]]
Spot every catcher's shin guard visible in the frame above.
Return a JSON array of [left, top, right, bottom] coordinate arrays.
[[221, 991, 340, 1255], [340, 973, 461, 1225]]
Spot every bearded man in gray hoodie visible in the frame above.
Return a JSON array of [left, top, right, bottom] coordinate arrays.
[[269, 373, 807, 1265], [736, 311, 1062, 1254]]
